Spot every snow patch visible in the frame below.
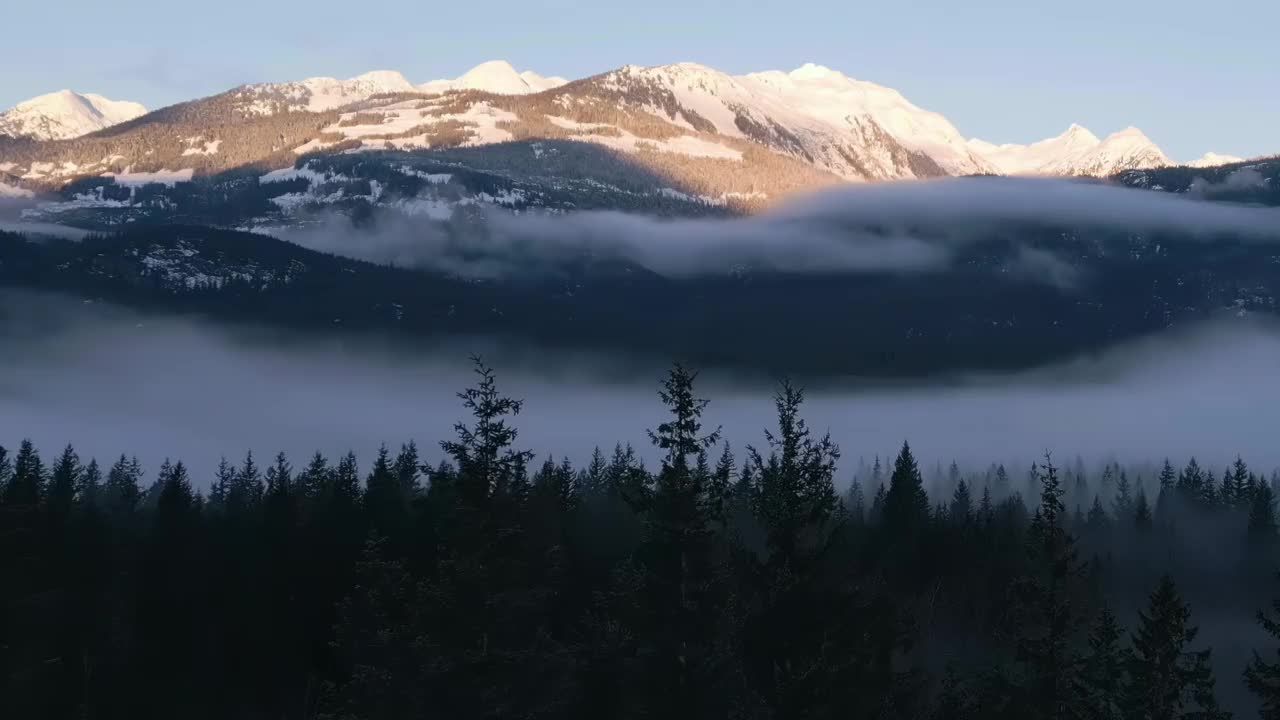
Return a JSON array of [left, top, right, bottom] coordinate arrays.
[[103, 168, 194, 187]]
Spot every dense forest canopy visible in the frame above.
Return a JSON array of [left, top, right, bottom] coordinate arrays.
[[4, 359, 1280, 718]]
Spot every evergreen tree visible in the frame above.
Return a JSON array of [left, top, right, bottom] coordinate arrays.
[[979, 484, 995, 524], [1113, 471, 1134, 520], [847, 475, 866, 525], [1134, 489, 1153, 533], [884, 441, 930, 535], [1010, 454, 1085, 720], [637, 363, 730, 716], [1087, 495, 1110, 534], [1081, 606, 1125, 720], [870, 483, 887, 525], [1157, 459, 1177, 521], [579, 446, 608, 498], [1228, 457, 1252, 511], [103, 454, 142, 518], [749, 380, 839, 564], [2, 439, 45, 506], [46, 444, 81, 521], [1248, 482, 1278, 555], [1123, 575, 1224, 720], [78, 458, 102, 508], [995, 463, 1011, 498], [950, 479, 973, 525], [1245, 574, 1280, 720]]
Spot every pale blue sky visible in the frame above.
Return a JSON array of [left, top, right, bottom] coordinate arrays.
[[4, 0, 1276, 160]]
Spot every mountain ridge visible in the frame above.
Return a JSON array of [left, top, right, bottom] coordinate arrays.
[[0, 60, 1254, 202]]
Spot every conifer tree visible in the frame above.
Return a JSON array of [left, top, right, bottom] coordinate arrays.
[[46, 444, 81, 521], [1011, 454, 1084, 720], [78, 458, 102, 508], [870, 483, 887, 525], [2, 439, 45, 506], [103, 454, 142, 518], [847, 476, 866, 525], [1081, 606, 1125, 720], [638, 363, 730, 716], [1123, 575, 1224, 720], [950, 479, 973, 525], [1134, 489, 1153, 533], [884, 441, 929, 534], [1248, 482, 1278, 555], [1157, 459, 1177, 521], [1113, 471, 1134, 520], [749, 380, 839, 564], [1245, 575, 1280, 719], [995, 463, 1010, 498], [1087, 495, 1110, 533]]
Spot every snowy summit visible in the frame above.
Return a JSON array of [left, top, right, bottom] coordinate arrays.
[[0, 90, 147, 141]]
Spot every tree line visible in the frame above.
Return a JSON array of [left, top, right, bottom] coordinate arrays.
[[3, 359, 1280, 719]]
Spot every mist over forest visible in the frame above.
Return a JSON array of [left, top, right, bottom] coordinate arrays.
[[4, 290, 1280, 481]]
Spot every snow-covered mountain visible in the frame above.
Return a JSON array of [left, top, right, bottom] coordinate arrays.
[[968, 125, 1172, 176], [0, 90, 147, 141], [967, 124, 1248, 175], [234, 70, 417, 115], [2, 59, 1263, 207], [1187, 152, 1244, 168], [583, 62, 995, 181], [419, 60, 568, 95]]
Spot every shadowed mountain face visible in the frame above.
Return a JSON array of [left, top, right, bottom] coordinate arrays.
[[4, 183, 1280, 379]]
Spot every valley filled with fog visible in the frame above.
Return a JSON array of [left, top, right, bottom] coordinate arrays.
[[3, 290, 1278, 485]]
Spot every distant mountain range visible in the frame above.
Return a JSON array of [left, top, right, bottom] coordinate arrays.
[[0, 60, 1259, 207]]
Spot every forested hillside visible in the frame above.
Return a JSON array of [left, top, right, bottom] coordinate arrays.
[[3, 223, 1279, 377], [4, 361, 1280, 717]]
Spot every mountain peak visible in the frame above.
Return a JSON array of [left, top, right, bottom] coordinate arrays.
[[420, 60, 566, 95], [0, 89, 146, 141], [789, 62, 837, 80]]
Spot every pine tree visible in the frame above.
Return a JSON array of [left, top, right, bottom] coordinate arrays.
[[1123, 575, 1224, 720], [979, 484, 995, 524], [1248, 482, 1278, 555], [1228, 457, 1251, 511], [846, 476, 866, 525], [103, 454, 142, 518], [884, 441, 929, 534], [580, 446, 608, 498], [950, 479, 973, 525], [78, 458, 102, 508], [298, 452, 331, 503], [870, 483, 887, 525], [441, 357, 534, 508], [1134, 489, 1153, 533], [639, 363, 729, 716], [2, 439, 45, 506], [1245, 574, 1280, 720], [1081, 606, 1125, 720], [1157, 459, 1177, 521], [1011, 454, 1084, 720], [1087, 495, 1110, 534], [995, 463, 1010, 498], [46, 444, 81, 521], [1113, 471, 1134, 520], [749, 380, 839, 564]]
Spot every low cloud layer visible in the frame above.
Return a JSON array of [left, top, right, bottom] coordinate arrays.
[[3, 291, 1280, 486], [271, 176, 1280, 280]]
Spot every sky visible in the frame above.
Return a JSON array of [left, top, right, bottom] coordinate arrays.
[[2, 0, 1276, 161]]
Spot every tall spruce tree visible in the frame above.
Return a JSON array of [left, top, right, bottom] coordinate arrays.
[[1246, 574, 1280, 720], [884, 441, 929, 534], [1123, 575, 1224, 720]]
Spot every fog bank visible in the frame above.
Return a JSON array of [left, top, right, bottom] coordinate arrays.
[[3, 292, 1280, 486]]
